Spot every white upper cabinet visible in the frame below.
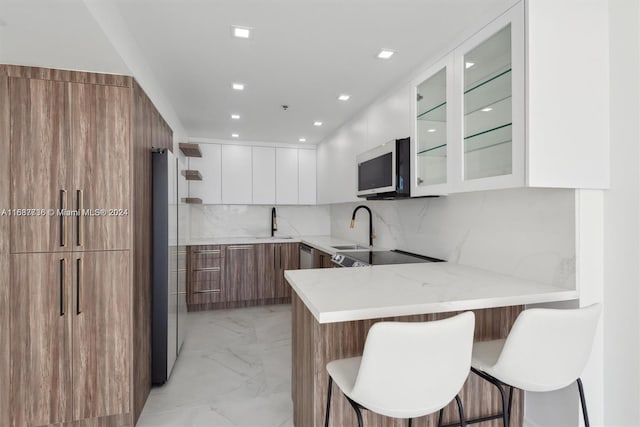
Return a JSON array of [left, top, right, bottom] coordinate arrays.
[[188, 143, 222, 204], [298, 149, 316, 205], [252, 146, 276, 205], [411, 56, 454, 197], [453, 4, 525, 192], [276, 147, 299, 205], [221, 145, 252, 204], [408, 0, 608, 196]]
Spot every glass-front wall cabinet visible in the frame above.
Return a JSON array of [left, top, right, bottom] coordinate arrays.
[[415, 67, 447, 188], [463, 24, 512, 181]]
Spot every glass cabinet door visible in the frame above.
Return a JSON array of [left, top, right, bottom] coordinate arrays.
[[463, 24, 512, 181], [415, 67, 447, 188]]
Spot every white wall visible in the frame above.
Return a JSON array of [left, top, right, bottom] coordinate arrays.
[[189, 205, 330, 241], [330, 188, 575, 288]]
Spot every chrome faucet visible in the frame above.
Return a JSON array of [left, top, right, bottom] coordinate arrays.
[[350, 205, 375, 247], [271, 207, 278, 237]]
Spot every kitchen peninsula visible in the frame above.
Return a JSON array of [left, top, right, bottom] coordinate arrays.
[[286, 263, 578, 427]]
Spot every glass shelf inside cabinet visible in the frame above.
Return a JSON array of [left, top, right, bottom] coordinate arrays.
[[464, 24, 512, 180], [416, 67, 447, 186]]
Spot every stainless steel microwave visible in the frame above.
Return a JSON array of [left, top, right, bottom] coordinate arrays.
[[356, 137, 411, 200]]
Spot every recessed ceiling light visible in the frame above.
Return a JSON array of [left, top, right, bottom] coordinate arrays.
[[299, 138, 307, 142], [313, 121, 323, 126], [231, 133, 239, 138], [427, 129, 437, 133], [231, 114, 240, 120], [232, 26, 252, 39], [338, 94, 351, 101], [481, 107, 493, 112], [232, 83, 245, 91], [465, 62, 475, 69], [377, 49, 395, 59]]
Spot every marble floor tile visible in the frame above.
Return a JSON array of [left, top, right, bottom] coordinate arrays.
[[138, 305, 294, 427]]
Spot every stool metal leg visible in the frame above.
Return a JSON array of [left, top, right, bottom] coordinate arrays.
[[437, 408, 444, 427], [470, 367, 509, 427], [346, 396, 364, 427], [324, 376, 333, 427], [408, 418, 413, 427], [507, 386, 514, 424], [577, 378, 590, 427], [455, 394, 467, 427]]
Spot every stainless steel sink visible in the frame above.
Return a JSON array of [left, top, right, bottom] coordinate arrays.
[[332, 244, 369, 250]]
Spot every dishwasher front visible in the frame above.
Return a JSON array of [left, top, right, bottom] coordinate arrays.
[[299, 243, 314, 269]]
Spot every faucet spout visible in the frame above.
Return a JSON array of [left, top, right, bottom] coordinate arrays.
[[271, 207, 277, 237], [350, 205, 374, 247]]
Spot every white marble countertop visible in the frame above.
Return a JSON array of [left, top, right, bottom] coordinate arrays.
[[187, 235, 383, 255], [285, 262, 578, 324]]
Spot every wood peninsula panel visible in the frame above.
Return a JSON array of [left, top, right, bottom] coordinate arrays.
[[63, 412, 131, 427], [69, 82, 131, 251], [4, 64, 132, 87], [10, 253, 72, 426], [291, 294, 524, 427], [72, 251, 130, 421], [0, 72, 10, 427], [10, 77, 71, 253]]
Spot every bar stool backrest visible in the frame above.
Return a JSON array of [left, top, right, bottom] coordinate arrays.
[[493, 304, 601, 392], [350, 312, 475, 419]]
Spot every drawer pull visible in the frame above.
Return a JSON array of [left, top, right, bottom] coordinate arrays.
[[227, 245, 253, 250], [194, 289, 221, 294], [192, 267, 221, 272], [194, 249, 221, 254], [60, 190, 67, 247]]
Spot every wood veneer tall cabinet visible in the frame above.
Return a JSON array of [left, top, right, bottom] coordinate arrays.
[[0, 64, 173, 427]]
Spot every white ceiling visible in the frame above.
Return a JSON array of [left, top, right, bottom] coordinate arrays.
[[0, 0, 517, 144]]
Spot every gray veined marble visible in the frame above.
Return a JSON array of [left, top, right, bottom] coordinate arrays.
[[138, 305, 294, 427]]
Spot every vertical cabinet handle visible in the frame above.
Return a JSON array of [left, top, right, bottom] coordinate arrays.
[[76, 257, 82, 315], [60, 190, 67, 247], [273, 245, 276, 270], [280, 246, 283, 269], [76, 190, 83, 247], [59, 258, 65, 316]]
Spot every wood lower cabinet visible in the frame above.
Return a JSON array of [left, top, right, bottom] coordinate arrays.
[[226, 245, 257, 301], [276, 242, 300, 298], [187, 242, 300, 310], [256, 243, 277, 300], [313, 249, 334, 268], [187, 245, 225, 305], [10, 251, 130, 426]]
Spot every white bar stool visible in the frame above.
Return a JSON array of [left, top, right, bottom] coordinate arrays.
[[324, 312, 475, 427], [467, 304, 601, 427]]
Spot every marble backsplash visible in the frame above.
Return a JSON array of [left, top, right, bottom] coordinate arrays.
[[190, 204, 331, 239], [330, 188, 576, 288]]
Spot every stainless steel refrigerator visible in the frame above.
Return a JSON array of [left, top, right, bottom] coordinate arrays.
[[152, 149, 188, 384]]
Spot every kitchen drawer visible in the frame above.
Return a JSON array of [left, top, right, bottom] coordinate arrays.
[[190, 245, 224, 269]]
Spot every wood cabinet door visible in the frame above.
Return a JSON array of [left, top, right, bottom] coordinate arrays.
[[225, 245, 257, 301], [72, 251, 130, 420], [256, 243, 277, 299], [10, 77, 71, 253], [10, 253, 72, 426], [69, 83, 130, 251], [276, 243, 300, 298]]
